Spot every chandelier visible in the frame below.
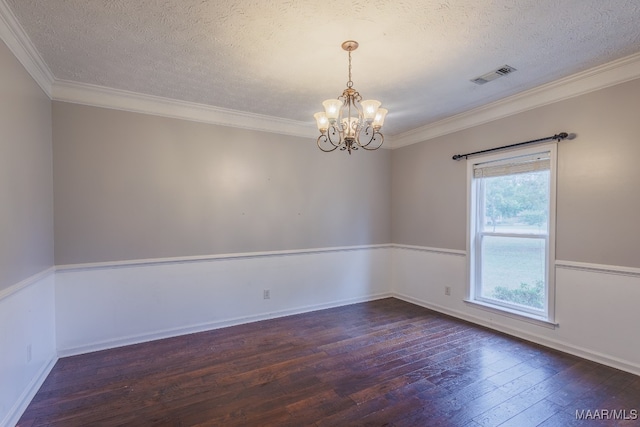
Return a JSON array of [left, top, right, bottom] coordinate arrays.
[[314, 41, 388, 154]]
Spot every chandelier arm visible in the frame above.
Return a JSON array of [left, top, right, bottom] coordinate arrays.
[[327, 125, 344, 147], [346, 90, 363, 113], [357, 127, 384, 151], [317, 134, 339, 152], [359, 135, 384, 150], [337, 93, 350, 133], [356, 127, 375, 148], [353, 94, 364, 129], [342, 139, 357, 155]]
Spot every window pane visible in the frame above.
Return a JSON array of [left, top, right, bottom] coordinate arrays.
[[482, 170, 549, 233], [480, 236, 546, 310]]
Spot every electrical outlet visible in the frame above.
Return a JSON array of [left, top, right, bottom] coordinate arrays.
[[263, 289, 270, 299], [27, 344, 32, 363], [445, 286, 451, 296]]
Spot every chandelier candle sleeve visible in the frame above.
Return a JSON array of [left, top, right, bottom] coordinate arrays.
[[373, 108, 388, 129], [314, 40, 387, 154], [361, 100, 381, 122], [322, 99, 342, 122], [314, 112, 328, 131]]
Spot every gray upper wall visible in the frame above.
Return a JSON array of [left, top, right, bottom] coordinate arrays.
[[391, 77, 640, 268], [52, 102, 391, 265], [6, 32, 639, 270], [0, 40, 54, 292]]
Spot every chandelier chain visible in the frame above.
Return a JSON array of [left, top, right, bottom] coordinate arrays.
[[347, 50, 353, 88]]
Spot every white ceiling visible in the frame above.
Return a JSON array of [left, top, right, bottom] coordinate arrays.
[[5, 0, 640, 137]]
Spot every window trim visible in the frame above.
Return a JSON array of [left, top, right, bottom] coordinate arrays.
[[466, 143, 557, 324]]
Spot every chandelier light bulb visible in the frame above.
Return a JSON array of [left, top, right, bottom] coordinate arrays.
[[342, 117, 358, 137], [373, 108, 388, 129], [322, 99, 342, 123], [361, 100, 381, 123], [314, 112, 328, 132]]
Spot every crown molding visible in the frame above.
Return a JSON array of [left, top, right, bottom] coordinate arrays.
[[0, 0, 314, 139], [390, 52, 640, 149], [52, 79, 316, 138], [0, 0, 53, 96], [49, 52, 640, 143], [51, 80, 400, 146], [3, 0, 640, 143]]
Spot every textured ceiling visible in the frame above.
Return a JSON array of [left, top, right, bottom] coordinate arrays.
[[6, 0, 640, 135]]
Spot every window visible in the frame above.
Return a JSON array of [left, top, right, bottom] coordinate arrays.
[[467, 145, 556, 323]]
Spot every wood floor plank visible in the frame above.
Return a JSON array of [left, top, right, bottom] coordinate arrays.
[[17, 298, 640, 426]]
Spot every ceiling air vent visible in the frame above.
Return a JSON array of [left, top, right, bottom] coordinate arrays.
[[471, 65, 517, 85]]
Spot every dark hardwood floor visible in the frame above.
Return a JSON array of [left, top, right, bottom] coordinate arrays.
[[18, 298, 640, 426]]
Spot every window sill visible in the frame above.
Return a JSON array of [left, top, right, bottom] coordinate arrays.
[[464, 299, 558, 329]]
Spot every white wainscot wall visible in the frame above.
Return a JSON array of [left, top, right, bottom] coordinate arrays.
[[392, 246, 640, 376], [55, 246, 392, 356], [0, 269, 57, 427], [5, 245, 639, 426]]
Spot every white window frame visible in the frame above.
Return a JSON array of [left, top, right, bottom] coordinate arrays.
[[465, 144, 557, 326]]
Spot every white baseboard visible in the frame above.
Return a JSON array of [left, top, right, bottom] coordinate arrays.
[[392, 245, 640, 376], [2, 356, 57, 427], [58, 292, 392, 357], [0, 269, 57, 427], [394, 292, 640, 377], [55, 245, 393, 356]]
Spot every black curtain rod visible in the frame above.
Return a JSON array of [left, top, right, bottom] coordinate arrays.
[[452, 132, 570, 161]]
